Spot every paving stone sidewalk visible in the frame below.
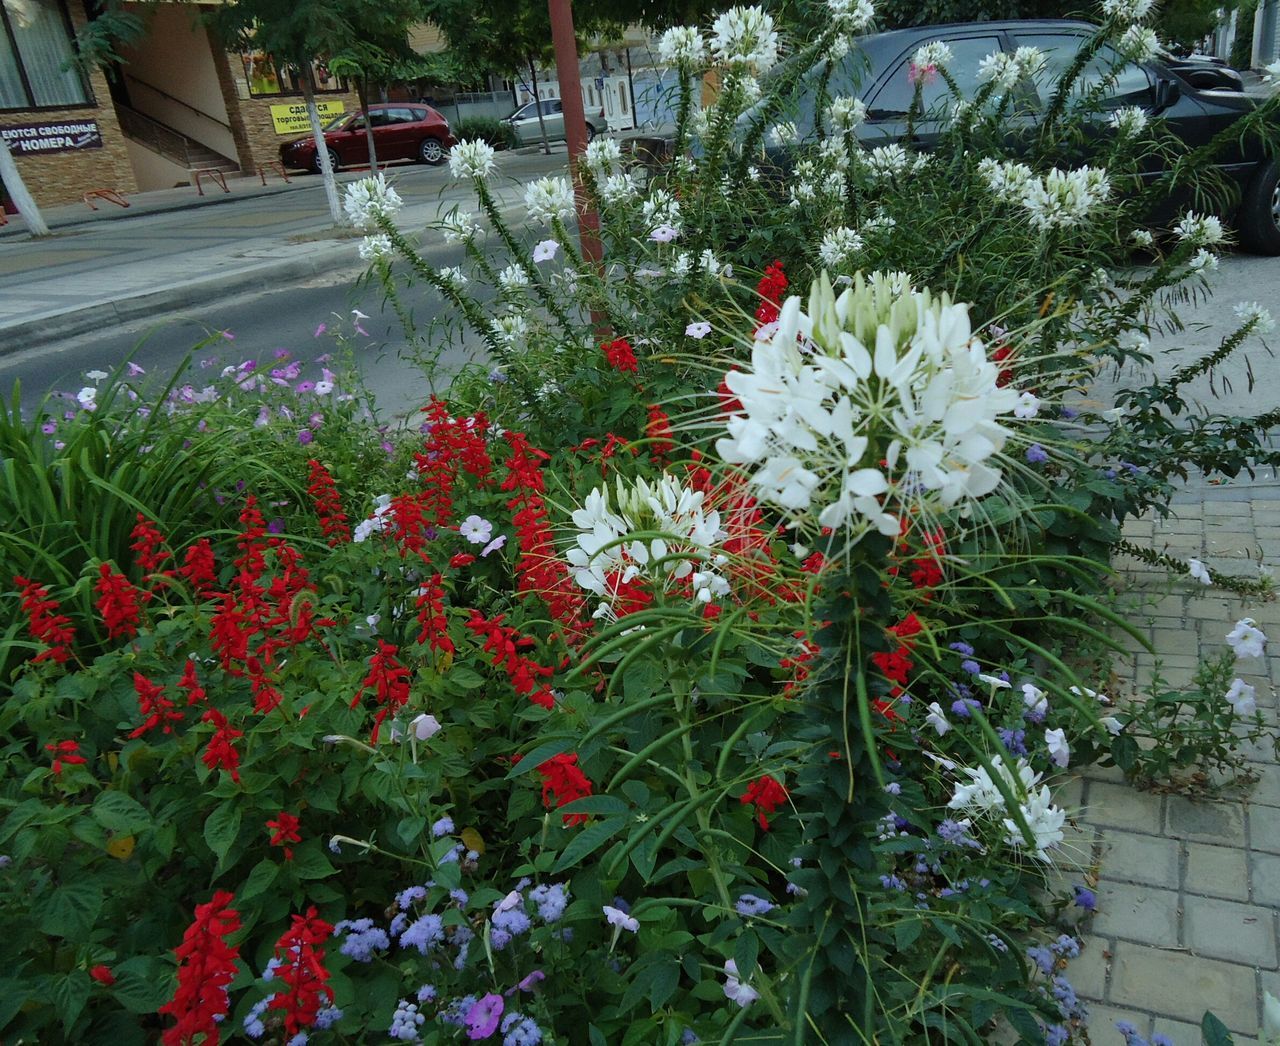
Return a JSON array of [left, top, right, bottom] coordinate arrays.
[[1065, 488, 1280, 1042]]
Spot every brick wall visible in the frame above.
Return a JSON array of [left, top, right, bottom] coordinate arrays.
[[0, 3, 137, 209]]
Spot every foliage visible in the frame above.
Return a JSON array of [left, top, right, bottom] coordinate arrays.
[[1231, 0, 1259, 69], [451, 116, 519, 150]]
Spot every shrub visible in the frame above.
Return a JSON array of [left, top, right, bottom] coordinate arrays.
[[451, 115, 517, 151]]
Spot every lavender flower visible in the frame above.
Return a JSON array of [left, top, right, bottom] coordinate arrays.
[[1026, 443, 1048, 464], [1073, 884, 1097, 911], [389, 999, 426, 1041], [1027, 944, 1055, 976], [501, 1012, 544, 1046], [734, 894, 775, 917], [949, 641, 975, 656], [529, 882, 569, 923], [333, 918, 389, 962], [399, 912, 445, 953], [432, 816, 455, 837]]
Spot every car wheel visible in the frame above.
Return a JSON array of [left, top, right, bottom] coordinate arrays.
[[418, 137, 446, 165], [313, 148, 340, 174], [1238, 158, 1280, 256]]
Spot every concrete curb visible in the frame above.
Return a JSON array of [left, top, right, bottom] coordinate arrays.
[[0, 241, 360, 353]]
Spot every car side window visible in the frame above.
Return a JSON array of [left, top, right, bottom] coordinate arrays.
[[411, 107, 429, 122], [387, 108, 417, 124], [867, 36, 1005, 119], [514, 103, 534, 120], [1012, 33, 1154, 108]]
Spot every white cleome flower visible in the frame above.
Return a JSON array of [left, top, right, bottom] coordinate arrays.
[[437, 266, 467, 290], [817, 226, 864, 268], [1234, 301, 1276, 334], [1002, 785, 1066, 860], [525, 176, 576, 224], [1018, 166, 1112, 231], [863, 143, 910, 178], [584, 137, 622, 177], [343, 174, 403, 230], [658, 25, 707, 68], [1226, 617, 1267, 658], [715, 272, 1026, 538], [642, 190, 682, 235], [977, 51, 1022, 91], [358, 233, 393, 262], [1118, 24, 1159, 61], [912, 41, 953, 69], [1188, 248, 1219, 274], [1174, 212, 1226, 247], [440, 207, 480, 244], [949, 755, 1042, 816], [1101, 0, 1156, 21], [826, 0, 875, 32], [498, 264, 531, 291], [448, 138, 496, 180], [489, 314, 528, 347], [1225, 678, 1258, 716], [977, 158, 1036, 200], [710, 5, 779, 72], [827, 95, 868, 133], [767, 121, 798, 147], [599, 172, 639, 205], [1131, 228, 1155, 248], [1108, 106, 1149, 136], [567, 474, 731, 620]]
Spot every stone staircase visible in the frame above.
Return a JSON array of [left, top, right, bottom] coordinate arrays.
[[116, 103, 239, 175]]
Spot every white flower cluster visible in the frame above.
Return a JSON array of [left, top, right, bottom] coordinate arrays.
[[498, 264, 530, 292], [827, 95, 868, 133], [1224, 617, 1268, 716], [948, 755, 1066, 860], [342, 174, 403, 230], [710, 5, 779, 72], [353, 494, 394, 542], [525, 176, 576, 224], [567, 474, 731, 620], [490, 314, 528, 347], [658, 25, 707, 68], [767, 121, 799, 148], [1234, 301, 1276, 334], [1188, 248, 1220, 274], [862, 143, 926, 179], [449, 138, 496, 180], [979, 160, 1110, 231], [598, 172, 639, 205], [817, 226, 864, 268], [1174, 212, 1226, 247], [437, 266, 467, 290], [716, 272, 1024, 537], [1101, 0, 1156, 22], [975, 46, 1048, 92], [358, 234, 393, 262], [1118, 24, 1159, 61], [584, 137, 622, 177], [912, 40, 953, 69], [1108, 106, 1149, 137], [642, 189, 682, 235], [440, 207, 480, 244], [827, 0, 875, 32]]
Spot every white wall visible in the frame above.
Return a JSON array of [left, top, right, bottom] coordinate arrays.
[[124, 137, 192, 192]]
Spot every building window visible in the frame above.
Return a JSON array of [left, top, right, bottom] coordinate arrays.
[[0, 0, 91, 111], [239, 52, 344, 97]]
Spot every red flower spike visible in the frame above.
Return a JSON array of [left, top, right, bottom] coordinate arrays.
[[14, 575, 75, 664], [266, 811, 301, 859], [267, 908, 334, 1038], [129, 672, 183, 739], [645, 405, 674, 460], [754, 260, 787, 329], [600, 337, 638, 373], [464, 611, 558, 711], [350, 640, 411, 742], [129, 512, 170, 574], [158, 891, 241, 1046], [178, 660, 206, 707], [306, 459, 351, 545], [89, 964, 115, 986], [45, 739, 86, 775], [740, 774, 789, 830], [178, 539, 219, 600], [94, 563, 143, 639], [536, 753, 594, 825], [415, 573, 455, 655], [201, 709, 243, 782]]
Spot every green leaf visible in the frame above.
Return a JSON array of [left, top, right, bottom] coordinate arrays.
[[734, 931, 759, 981], [111, 956, 172, 1015], [1201, 1011, 1234, 1046], [52, 970, 90, 1032], [554, 795, 629, 818], [505, 737, 574, 779], [894, 917, 924, 951], [0, 978, 29, 1031], [551, 816, 629, 874], [35, 882, 103, 939], [92, 791, 151, 835], [448, 667, 486, 689], [239, 858, 279, 901], [202, 803, 241, 862], [290, 839, 337, 880]]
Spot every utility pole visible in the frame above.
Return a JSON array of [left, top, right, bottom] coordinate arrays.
[[547, 0, 602, 267]]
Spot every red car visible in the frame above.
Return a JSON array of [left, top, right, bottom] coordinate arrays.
[[279, 103, 456, 172]]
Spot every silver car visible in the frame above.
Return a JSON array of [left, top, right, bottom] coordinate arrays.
[[504, 98, 608, 146]]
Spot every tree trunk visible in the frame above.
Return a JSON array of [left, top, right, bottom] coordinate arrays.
[[0, 135, 50, 237], [357, 76, 379, 174], [529, 56, 551, 155], [302, 74, 343, 226]]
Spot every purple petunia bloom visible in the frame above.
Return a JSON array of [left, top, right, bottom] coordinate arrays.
[[465, 993, 505, 1040]]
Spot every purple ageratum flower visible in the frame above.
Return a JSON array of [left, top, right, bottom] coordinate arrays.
[[998, 727, 1028, 756], [315, 1006, 343, 1030], [491, 907, 531, 948], [396, 885, 428, 910], [489, 368, 508, 383], [432, 816, 455, 838], [960, 659, 981, 676], [1025, 443, 1049, 464], [950, 697, 980, 718], [1060, 406, 1078, 419], [987, 933, 1008, 953], [417, 984, 437, 1003], [465, 993, 505, 1040], [389, 999, 426, 1040], [949, 641, 974, 656], [399, 913, 445, 953], [529, 882, 569, 923], [500, 1012, 544, 1046], [1027, 945, 1055, 976], [441, 995, 478, 1028], [1044, 1024, 1070, 1046], [1051, 934, 1080, 959], [734, 894, 774, 918], [880, 874, 907, 891], [334, 918, 389, 962], [1073, 884, 1097, 911]]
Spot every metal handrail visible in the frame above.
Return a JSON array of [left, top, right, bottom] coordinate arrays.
[[124, 74, 234, 135], [116, 103, 194, 166]]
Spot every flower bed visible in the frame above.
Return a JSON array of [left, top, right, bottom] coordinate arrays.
[[3, 2, 1279, 1043]]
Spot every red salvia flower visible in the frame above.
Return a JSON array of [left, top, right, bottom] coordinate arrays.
[[411, 399, 494, 532], [178, 659, 206, 706], [129, 512, 170, 574], [267, 907, 334, 1038], [89, 964, 115, 986], [415, 573, 455, 655], [740, 774, 788, 830], [201, 709, 243, 782], [233, 496, 272, 583], [266, 811, 301, 859], [95, 563, 142, 639], [779, 631, 820, 699], [350, 640, 411, 742], [645, 405, 674, 460], [465, 611, 557, 711], [45, 739, 86, 775], [14, 575, 75, 664], [306, 459, 350, 545], [129, 672, 183, 739], [717, 372, 744, 417], [449, 552, 476, 569], [158, 891, 241, 1046], [754, 260, 787, 329], [178, 539, 219, 600], [601, 337, 638, 373], [536, 753, 594, 825]]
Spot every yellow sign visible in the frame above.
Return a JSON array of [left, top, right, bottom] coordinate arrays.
[[270, 100, 345, 137]]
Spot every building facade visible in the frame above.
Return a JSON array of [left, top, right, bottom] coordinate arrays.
[[1, 0, 362, 213]]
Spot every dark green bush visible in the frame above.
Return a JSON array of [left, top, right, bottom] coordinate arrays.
[[451, 115, 517, 151]]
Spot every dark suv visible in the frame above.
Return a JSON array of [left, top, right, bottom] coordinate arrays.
[[786, 20, 1280, 253]]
